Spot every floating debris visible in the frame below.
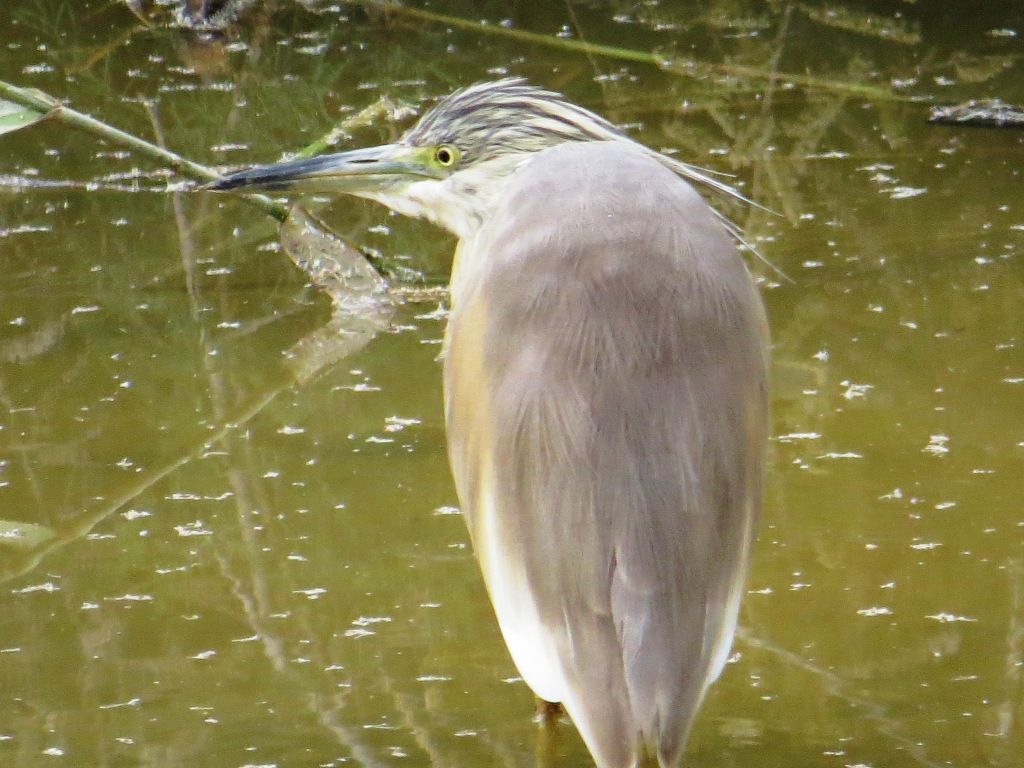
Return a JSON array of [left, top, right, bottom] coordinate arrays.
[[929, 99, 1024, 128]]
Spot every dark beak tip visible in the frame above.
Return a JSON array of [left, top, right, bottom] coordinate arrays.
[[201, 169, 298, 193], [203, 172, 255, 191]]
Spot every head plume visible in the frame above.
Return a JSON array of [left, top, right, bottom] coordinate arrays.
[[401, 78, 627, 165]]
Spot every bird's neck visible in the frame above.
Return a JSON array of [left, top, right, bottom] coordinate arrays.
[[374, 154, 531, 242], [448, 234, 484, 309]]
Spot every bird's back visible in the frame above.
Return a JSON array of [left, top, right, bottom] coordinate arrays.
[[444, 141, 769, 768]]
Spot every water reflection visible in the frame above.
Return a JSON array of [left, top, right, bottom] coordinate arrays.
[[1, 1, 1023, 767]]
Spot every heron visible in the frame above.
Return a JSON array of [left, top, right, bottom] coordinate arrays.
[[209, 78, 770, 768]]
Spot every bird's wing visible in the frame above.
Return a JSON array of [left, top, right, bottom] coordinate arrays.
[[444, 141, 768, 768]]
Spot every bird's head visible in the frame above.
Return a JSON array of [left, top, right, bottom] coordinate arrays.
[[207, 79, 629, 241]]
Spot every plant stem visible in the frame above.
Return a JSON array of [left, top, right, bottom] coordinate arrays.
[[0, 78, 290, 222]]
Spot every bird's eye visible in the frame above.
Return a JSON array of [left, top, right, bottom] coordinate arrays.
[[435, 146, 457, 167]]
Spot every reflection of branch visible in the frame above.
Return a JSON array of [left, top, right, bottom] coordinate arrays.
[[382, 671, 523, 768], [760, 4, 793, 115], [737, 627, 947, 767], [310, 692, 389, 768], [0, 378, 49, 520], [795, 2, 921, 45], [991, 559, 1023, 746], [0, 109, 396, 587], [211, 545, 388, 768], [0, 296, 392, 584], [68, 22, 145, 75], [0, 376, 278, 584], [144, 99, 203, 310], [384, 677, 454, 768], [154, 93, 284, 651], [661, 58, 898, 101], [354, 1, 911, 101]]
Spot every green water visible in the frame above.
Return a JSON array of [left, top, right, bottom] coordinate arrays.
[[0, 2, 1022, 767]]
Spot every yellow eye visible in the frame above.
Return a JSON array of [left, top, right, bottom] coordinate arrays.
[[435, 145, 458, 167]]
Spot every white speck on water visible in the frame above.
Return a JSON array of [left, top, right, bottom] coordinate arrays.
[[384, 416, 421, 432], [99, 697, 141, 710], [14, 582, 59, 594], [776, 432, 820, 443], [888, 186, 927, 200], [175, 521, 212, 537], [923, 434, 950, 456], [857, 607, 892, 617], [841, 381, 873, 400], [927, 613, 977, 623]]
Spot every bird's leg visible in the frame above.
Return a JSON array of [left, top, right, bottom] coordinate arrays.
[[534, 698, 564, 768], [534, 697, 563, 721]]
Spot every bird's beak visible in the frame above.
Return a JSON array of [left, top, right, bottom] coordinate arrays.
[[205, 144, 442, 195]]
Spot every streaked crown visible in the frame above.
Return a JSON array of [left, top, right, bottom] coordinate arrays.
[[401, 78, 627, 165]]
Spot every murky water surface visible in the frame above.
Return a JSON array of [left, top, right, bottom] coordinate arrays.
[[1, 2, 1022, 767]]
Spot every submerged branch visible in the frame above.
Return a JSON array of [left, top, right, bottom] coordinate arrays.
[[929, 99, 1024, 128]]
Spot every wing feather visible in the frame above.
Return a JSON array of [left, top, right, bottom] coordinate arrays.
[[444, 141, 768, 768]]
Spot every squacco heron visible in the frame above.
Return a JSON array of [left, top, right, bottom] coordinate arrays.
[[210, 79, 770, 768]]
